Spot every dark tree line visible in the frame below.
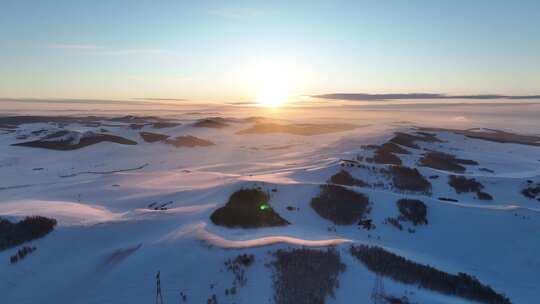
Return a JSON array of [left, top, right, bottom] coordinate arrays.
[[10, 245, 36, 264], [349, 245, 511, 304], [0, 216, 57, 251]]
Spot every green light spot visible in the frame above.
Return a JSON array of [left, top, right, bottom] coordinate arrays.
[[259, 204, 270, 211]]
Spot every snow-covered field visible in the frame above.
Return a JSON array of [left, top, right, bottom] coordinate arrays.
[[1, 100, 539, 304]]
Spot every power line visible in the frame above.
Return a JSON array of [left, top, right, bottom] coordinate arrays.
[[371, 274, 385, 304], [156, 271, 164, 304]]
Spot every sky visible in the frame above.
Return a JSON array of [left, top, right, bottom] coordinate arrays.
[[1, 0, 539, 103]]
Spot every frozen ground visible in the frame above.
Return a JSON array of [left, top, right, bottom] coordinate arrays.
[[1, 99, 539, 304]]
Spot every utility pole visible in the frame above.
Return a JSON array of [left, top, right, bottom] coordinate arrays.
[[371, 274, 385, 304], [156, 271, 164, 304]]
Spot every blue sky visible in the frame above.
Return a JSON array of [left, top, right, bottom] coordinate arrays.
[[1, 0, 539, 102]]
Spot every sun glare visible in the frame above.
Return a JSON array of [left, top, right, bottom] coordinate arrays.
[[240, 59, 300, 107], [254, 64, 290, 107], [256, 83, 289, 107]]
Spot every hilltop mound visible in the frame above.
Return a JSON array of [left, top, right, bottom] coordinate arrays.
[[210, 189, 289, 228]]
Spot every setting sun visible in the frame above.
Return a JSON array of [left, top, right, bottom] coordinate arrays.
[[256, 81, 289, 107], [237, 58, 304, 107], [253, 63, 290, 107]]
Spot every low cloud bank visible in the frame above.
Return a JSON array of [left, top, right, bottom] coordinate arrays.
[[312, 93, 540, 101]]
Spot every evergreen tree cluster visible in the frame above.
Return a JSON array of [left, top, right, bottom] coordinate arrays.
[[396, 199, 428, 225], [349, 245, 511, 304], [0, 216, 57, 251]]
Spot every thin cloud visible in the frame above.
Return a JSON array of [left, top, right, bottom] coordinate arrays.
[[132, 98, 187, 102], [127, 75, 192, 83], [0, 98, 176, 106], [47, 44, 166, 56], [312, 93, 540, 101], [99, 49, 165, 56], [209, 7, 263, 19], [226, 101, 258, 105], [48, 43, 102, 50]]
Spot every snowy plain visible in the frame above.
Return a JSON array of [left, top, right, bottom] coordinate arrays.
[[1, 99, 539, 304]]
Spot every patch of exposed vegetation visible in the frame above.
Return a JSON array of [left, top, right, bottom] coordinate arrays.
[[521, 181, 540, 200], [13, 131, 137, 150], [365, 142, 410, 165], [152, 122, 179, 129], [381, 142, 411, 154], [449, 175, 484, 193], [386, 166, 431, 194], [10, 245, 36, 264], [139, 132, 169, 143], [311, 184, 371, 225], [328, 170, 368, 187], [147, 201, 173, 210], [271, 248, 346, 304], [210, 189, 289, 228], [389, 132, 442, 149], [397, 199, 428, 225], [367, 150, 402, 165], [476, 191, 494, 200], [358, 219, 376, 230], [224, 254, 255, 296], [448, 175, 493, 200], [165, 135, 215, 147], [349, 245, 511, 304], [0, 216, 57, 251], [0, 115, 106, 127], [194, 117, 230, 128], [438, 197, 458, 202], [419, 151, 478, 173], [384, 217, 403, 231], [383, 295, 414, 304]]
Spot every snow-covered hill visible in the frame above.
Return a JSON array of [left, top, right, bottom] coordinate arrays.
[[1, 103, 539, 304]]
